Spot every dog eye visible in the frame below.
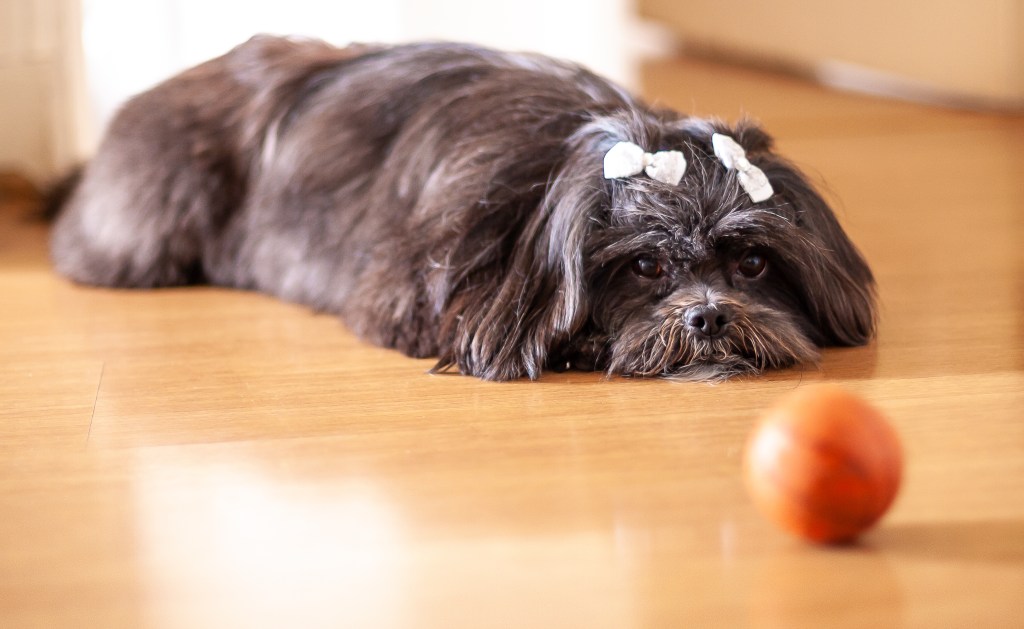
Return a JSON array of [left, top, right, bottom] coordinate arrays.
[[737, 249, 768, 278], [632, 255, 663, 279]]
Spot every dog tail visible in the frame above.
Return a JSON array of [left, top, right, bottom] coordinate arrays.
[[38, 165, 84, 221]]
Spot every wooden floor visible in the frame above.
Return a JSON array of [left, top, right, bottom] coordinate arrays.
[[2, 56, 1023, 628]]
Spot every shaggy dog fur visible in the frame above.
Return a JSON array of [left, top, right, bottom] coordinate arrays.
[[49, 36, 876, 381]]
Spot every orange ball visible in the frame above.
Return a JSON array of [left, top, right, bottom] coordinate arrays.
[[743, 384, 903, 544]]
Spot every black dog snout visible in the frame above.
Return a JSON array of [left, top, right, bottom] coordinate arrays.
[[686, 304, 731, 338]]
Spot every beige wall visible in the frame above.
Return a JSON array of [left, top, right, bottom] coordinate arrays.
[[638, 0, 1024, 109]]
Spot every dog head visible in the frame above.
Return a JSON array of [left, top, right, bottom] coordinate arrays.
[[432, 111, 875, 381], [546, 113, 876, 380]]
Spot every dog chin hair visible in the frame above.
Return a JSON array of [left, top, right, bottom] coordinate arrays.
[[604, 303, 821, 382], [46, 36, 877, 382]]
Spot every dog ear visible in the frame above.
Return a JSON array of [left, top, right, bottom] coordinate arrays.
[[430, 144, 598, 380], [708, 119, 875, 346], [765, 162, 877, 346]]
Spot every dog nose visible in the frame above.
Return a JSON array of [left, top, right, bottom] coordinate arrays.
[[686, 304, 731, 338]]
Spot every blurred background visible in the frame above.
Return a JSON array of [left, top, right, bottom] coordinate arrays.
[[0, 0, 1021, 184]]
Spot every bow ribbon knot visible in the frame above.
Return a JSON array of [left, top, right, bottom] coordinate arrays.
[[711, 133, 774, 202], [602, 135, 774, 202], [603, 141, 687, 186]]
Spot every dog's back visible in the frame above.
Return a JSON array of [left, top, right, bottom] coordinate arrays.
[[49, 37, 628, 295], [49, 36, 370, 287]]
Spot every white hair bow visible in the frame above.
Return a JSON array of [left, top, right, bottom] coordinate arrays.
[[603, 141, 686, 186], [711, 133, 774, 202]]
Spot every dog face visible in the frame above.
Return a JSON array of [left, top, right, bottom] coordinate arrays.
[[436, 113, 876, 381], [572, 119, 875, 380]]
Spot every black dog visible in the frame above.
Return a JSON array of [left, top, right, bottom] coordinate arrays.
[[50, 36, 876, 381]]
